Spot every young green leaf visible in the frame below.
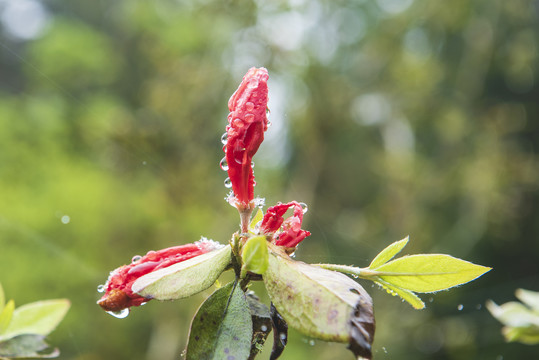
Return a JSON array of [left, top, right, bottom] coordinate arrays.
[[132, 245, 231, 301], [0, 300, 15, 335], [249, 208, 264, 234], [185, 282, 252, 360], [374, 280, 425, 310], [242, 236, 269, 275], [0, 299, 70, 341], [368, 236, 409, 269], [373, 254, 491, 293], [263, 244, 374, 359], [0, 334, 59, 359], [487, 297, 539, 345]]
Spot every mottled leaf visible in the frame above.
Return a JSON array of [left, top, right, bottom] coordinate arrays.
[[0, 300, 70, 341], [133, 245, 231, 300], [246, 293, 271, 360], [368, 236, 409, 269], [242, 236, 269, 275], [374, 254, 491, 293], [0, 334, 59, 359], [263, 245, 374, 358], [0, 300, 14, 335], [269, 303, 287, 360], [186, 282, 252, 360]]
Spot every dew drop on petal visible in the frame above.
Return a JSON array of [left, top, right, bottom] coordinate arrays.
[[299, 202, 308, 214], [221, 132, 228, 145], [245, 113, 254, 122], [131, 255, 142, 263], [224, 177, 232, 188], [233, 118, 244, 128], [247, 79, 259, 89], [245, 102, 255, 111], [251, 161, 255, 169], [266, 119, 272, 129], [220, 157, 229, 171], [457, 304, 464, 311], [106, 308, 130, 319], [97, 284, 106, 293]]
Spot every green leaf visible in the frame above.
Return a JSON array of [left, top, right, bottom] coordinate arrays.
[[132, 245, 232, 301], [515, 289, 539, 312], [242, 236, 269, 275], [0, 334, 59, 358], [487, 298, 539, 345], [263, 245, 374, 359], [0, 284, 5, 313], [0, 301, 15, 335], [0, 299, 70, 341], [249, 208, 264, 234], [374, 280, 425, 310], [374, 254, 491, 293], [185, 282, 252, 360], [368, 236, 409, 269]]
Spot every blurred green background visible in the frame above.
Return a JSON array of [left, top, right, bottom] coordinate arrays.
[[0, 0, 538, 359]]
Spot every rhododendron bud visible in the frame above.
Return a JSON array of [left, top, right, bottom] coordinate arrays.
[[224, 67, 269, 209], [260, 201, 311, 248], [97, 239, 222, 313]]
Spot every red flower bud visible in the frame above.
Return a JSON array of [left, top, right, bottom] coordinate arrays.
[[224, 67, 269, 208], [97, 239, 222, 313], [260, 201, 311, 248]]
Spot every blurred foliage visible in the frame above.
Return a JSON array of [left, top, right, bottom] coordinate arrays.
[[0, 0, 538, 359]]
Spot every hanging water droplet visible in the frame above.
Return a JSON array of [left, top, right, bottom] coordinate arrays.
[[261, 325, 268, 332], [299, 202, 308, 214], [251, 161, 255, 169], [106, 308, 130, 319], [131, 255, 142, 263], [220, 157, 229, 171], [221, 132, 228, 145], [97, 284, 106, 293], [266, 107, 271, 117], [224, 177, 232, 188], [457, 304, 464, 311], [245, 102, 255, 111], [266, 119, 272, 129]]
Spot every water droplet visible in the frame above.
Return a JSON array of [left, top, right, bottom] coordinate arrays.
[[298, 202, 308, 214], [220, 157, 229, 171], [251, 161, 255, 169], [131, 255, 142, 263], [476, 304, 482, 310], [245, 102, 255, 111], [457, 304, 464, 311], [142, 161, 147, 165], [97, 284, 106, 293], [266, 119, 272, 129], [253, 197, 265, 208], [224, 177, 232, 188], [261, 325, 268, 332], [106, 308, 130, 319], [279, 333, 287, 341], [233, 118, 244, 128], [247, 79, 259, 89], [289, 252, 296, 258], [309, 339, 315, 346], [221, 132, 228, 145], [61, 215, 70, 224], [382, 346, 388, 353], [245, 113, 254, 122], [429, 297, 434, 303], [266, 107, 271, 117]]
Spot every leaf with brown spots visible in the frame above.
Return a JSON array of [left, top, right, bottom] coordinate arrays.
[[263, 244, 374, 358], [185, 282, 252, 360]]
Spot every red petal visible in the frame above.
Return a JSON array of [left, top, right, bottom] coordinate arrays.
[[260, 201, 311, 248]]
